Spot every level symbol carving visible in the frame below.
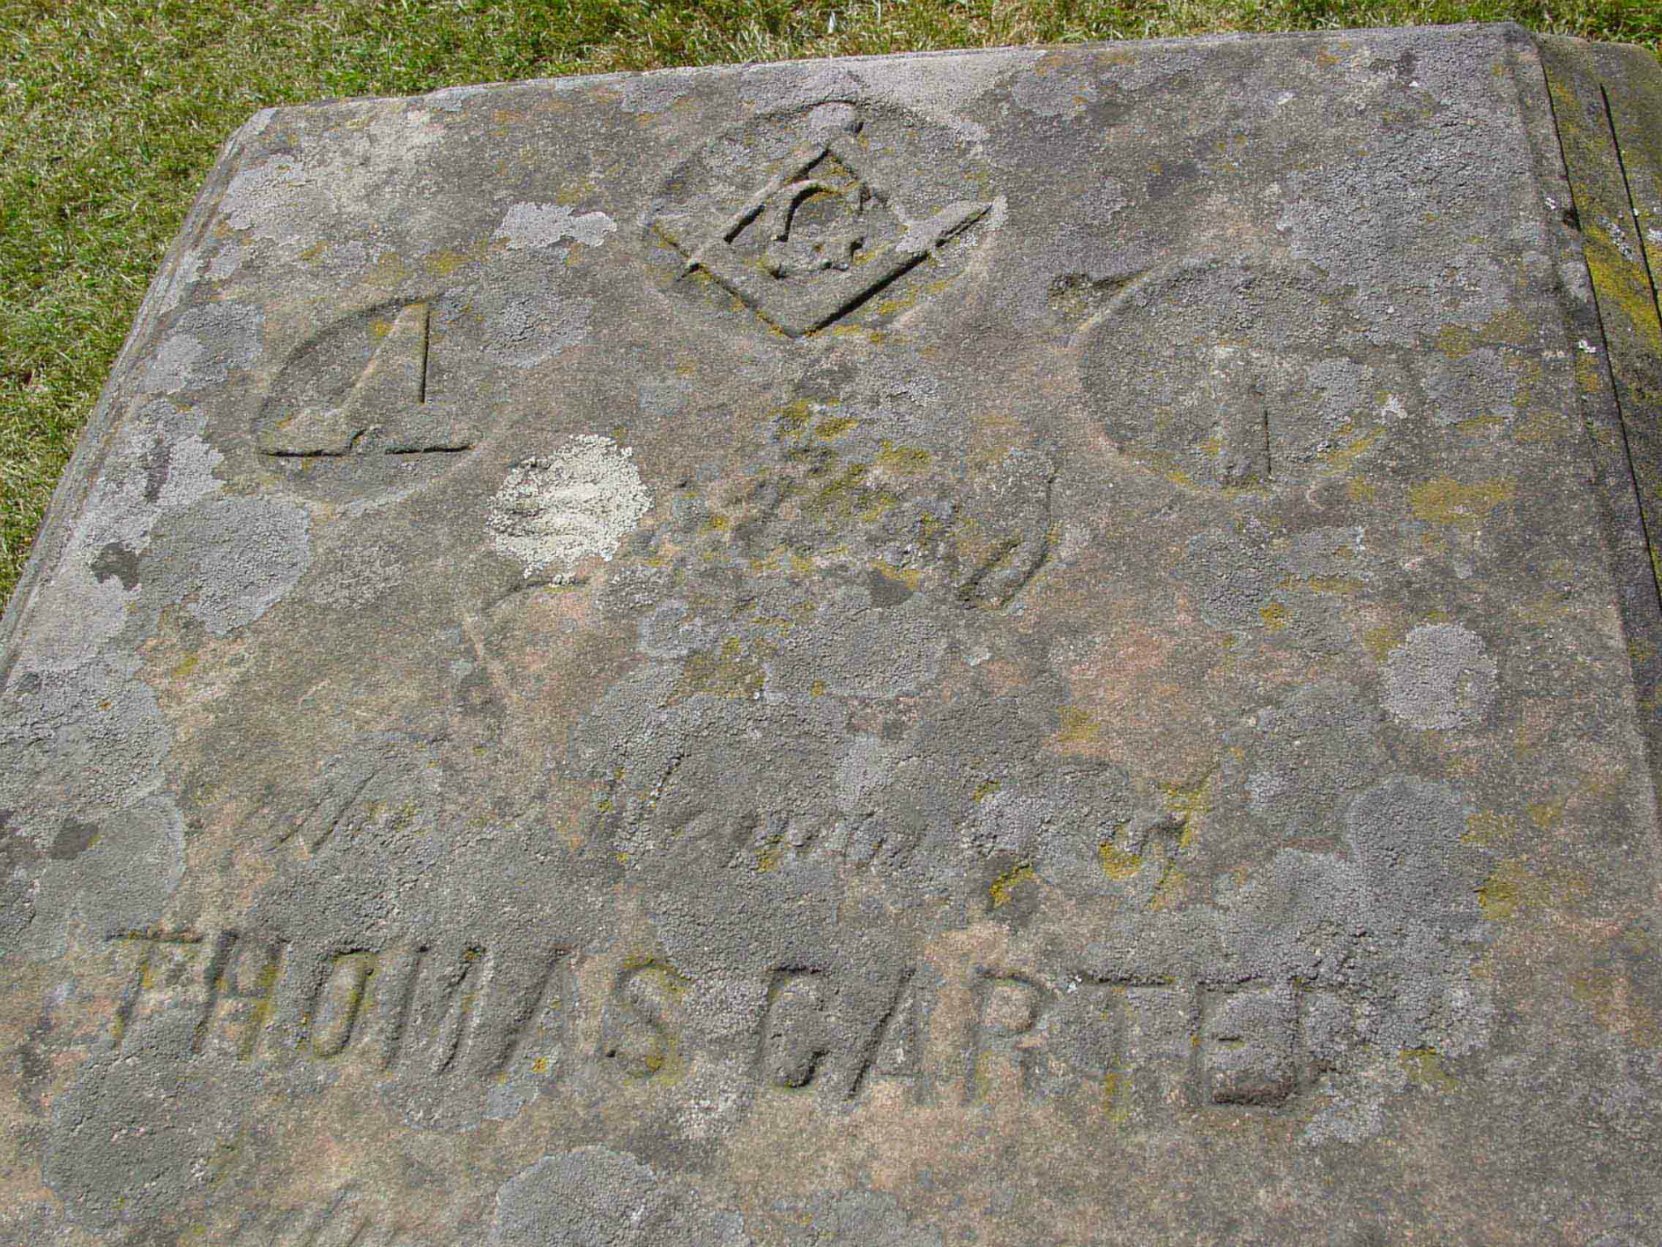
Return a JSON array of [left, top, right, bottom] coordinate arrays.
[[254, 299, 481, 502]]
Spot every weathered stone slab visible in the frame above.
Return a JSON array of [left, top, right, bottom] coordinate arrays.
[[4, 22, 1662, 1245]]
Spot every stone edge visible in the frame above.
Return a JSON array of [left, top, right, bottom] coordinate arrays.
[[1533, 34, 1662, 802]]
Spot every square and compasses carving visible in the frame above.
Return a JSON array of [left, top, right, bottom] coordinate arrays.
[[657, 112, 992, 337]]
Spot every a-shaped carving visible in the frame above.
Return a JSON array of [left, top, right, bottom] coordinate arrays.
[[652, 102, 993, 337], [255, 300, 479, 501]]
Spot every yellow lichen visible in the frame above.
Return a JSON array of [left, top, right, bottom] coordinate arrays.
[[1463, 811, 1517, 848], [1102, 1070, 1131, 1123], [874, 440, 932, 475], [1515, 407, 1573, 444], [775, 400, 813, 434], [1574, 352, 1606, 396], [988, 862, 1036, 908], [1477, 861, 1526, 921], [1570, 965, 1661, 1047], [1408, 476, 1516, 529], [1361, 623, 1402, 662], [1299, 576, 1365, 595], [1162, 778, 1212, 833], [1099, 840, 1143, 882], [1585, 243, 1662, 352], [1317, 427, 1381, 473], [871, 560, 923, 590], [423, 246, 480, 277], [810, 463, 895, 524], [675, 637, 764, 700], [813, 415, 859, 439], [1055, 706, 1101, 746], [1148, 865, 1187, 911], [1400, 1047, 1457, 1090], [1527, 799, 1564, 830]]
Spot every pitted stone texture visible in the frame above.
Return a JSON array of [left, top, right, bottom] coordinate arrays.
[[4, 24, 1662, 1247]]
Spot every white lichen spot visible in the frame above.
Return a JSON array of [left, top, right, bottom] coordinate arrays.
[[220, 155, 314, 239], [488, 436, 650, 578], [426, 83, 488, 112], [1381, 623, 1498, 731], [493, 203, 617, 251]]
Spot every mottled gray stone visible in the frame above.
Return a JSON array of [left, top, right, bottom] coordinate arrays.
[[4, 23, 1662, 1247]]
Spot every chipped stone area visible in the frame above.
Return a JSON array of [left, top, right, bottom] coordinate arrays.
[[4, 24, 1662, 1247]]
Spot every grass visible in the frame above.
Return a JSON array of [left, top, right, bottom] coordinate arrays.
[[1, 1, 1658, 604]]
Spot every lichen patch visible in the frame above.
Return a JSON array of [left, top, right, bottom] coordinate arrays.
[[487, 436, 651, 578], [1381, 623, 1498, 730], [493, 202, 617, 251]]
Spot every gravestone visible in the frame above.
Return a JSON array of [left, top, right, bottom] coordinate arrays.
[[4, 22, 1662, 1245]]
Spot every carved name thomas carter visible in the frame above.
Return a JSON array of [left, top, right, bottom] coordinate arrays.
[[110, 924, 1352, 1116]]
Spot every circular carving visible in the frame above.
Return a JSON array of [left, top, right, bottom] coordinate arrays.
[[1080, 259, 1381, 491]]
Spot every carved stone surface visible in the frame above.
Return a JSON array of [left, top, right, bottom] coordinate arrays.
[[4, 24, 1662, 1246]]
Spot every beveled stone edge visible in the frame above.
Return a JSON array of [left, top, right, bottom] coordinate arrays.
[[1533, 35, 1662, 808], [0, 111, 272, 681]]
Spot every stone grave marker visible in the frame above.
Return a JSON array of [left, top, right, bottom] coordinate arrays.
[[3, 22, 1662, 1245]]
